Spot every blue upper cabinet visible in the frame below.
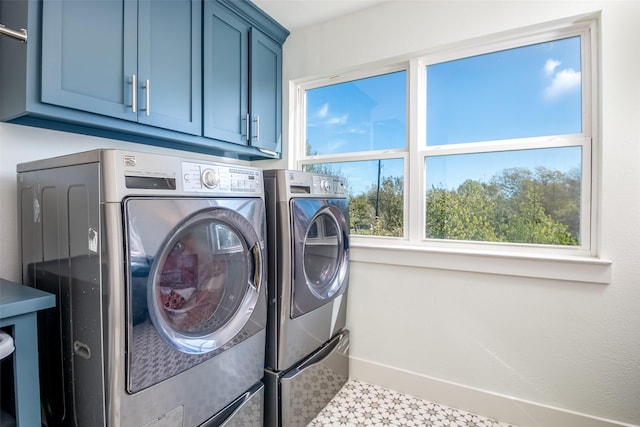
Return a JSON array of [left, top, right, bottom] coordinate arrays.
[[249, 29, 282, 155], [41, 0, 202, 135], [40, 0, 136, 122], [137, 0, 202, 135], [203, 0, 287, 156], [0, 0, 287, 160], [203, 2, 250, 145]]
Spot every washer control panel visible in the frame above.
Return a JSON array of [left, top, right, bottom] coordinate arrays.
[[181, 162, 262, 194]]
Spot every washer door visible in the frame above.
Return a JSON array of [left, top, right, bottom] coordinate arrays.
[[147, 207, 263, 354], [291, 199, 349, 318]]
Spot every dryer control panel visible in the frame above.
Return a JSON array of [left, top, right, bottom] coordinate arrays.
[[280, 170, 347, 198], [311, 175, 347, 196], [181, 162, 262, 194]]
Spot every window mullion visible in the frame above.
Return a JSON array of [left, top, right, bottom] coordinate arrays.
[[408, 57, 425, 243]]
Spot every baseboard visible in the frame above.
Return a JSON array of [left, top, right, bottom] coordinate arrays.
[[349, 356, 638, 427]]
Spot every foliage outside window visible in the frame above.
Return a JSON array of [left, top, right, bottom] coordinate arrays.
[[305, 159, 405, 237], [296, 18, 596, 256]]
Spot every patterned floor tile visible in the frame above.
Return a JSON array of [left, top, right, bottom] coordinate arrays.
[[307, 380, 516, 427]]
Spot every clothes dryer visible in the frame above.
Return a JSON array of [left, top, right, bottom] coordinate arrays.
[[18, 149, 267, 427], [263, 169, 350, 427]]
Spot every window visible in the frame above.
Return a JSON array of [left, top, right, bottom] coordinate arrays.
[[302, 70, 408, 238], [295, 17, 597, 257]]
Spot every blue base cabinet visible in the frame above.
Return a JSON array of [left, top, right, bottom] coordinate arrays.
[[0, 279, 56, 427], [0, 0, 288, 160]]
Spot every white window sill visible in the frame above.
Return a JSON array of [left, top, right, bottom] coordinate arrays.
[[350, 241, 612, 285]]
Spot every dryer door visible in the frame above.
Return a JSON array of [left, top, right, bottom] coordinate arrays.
[[125, 198, 266, 393], [146, 207, 263, 354], [291, 199, 349, 318]]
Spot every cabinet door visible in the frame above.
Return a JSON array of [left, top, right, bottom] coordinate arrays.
[[203, 1, 250, 145], [249, 28, 282, 155], [41, 0, 137, 121], [137, 0, 202, 135]]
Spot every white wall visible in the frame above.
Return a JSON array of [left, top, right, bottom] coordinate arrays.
[[282, 1, 640, 426]]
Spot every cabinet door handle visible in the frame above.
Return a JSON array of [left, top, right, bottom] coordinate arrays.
[[0, 24, 27, 43], [141, 79, 150, 116], [244, 114, 250, 143], [130, 74, 137, 113], [253, 115, 260, 143]]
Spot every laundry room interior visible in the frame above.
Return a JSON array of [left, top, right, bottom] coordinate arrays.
[[0, 1, 639, 427]]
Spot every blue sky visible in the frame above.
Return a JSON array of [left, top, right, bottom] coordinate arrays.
[[306, 36, 582, 195], [427, 36, 581, 145]]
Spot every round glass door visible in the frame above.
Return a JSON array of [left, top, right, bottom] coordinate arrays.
[[302, 205, 349, 300], [147, 208, 262, 354]]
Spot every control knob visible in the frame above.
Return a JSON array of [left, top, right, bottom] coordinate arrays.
[[320, 179, 332, 193], [201, 168, 219, 189]]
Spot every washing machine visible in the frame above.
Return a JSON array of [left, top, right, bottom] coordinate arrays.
[[263, 169, 350, 427], [17, 149, 267, 427]]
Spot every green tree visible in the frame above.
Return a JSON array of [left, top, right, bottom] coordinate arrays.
[[425, 166, 580, 246], [502, 190, 577, 245], [426, 180, 499, 241], [490, 166, 580, 243], [349, 194, 376, 234], [368, 176, 404, 237], [349, 175, 404, 237]]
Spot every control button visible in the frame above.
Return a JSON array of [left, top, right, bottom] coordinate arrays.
[[201, 168, 219, 189]]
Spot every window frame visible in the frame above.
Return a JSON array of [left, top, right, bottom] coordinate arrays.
[[291, 15, 609, 283], [416, 21, 596, 257]]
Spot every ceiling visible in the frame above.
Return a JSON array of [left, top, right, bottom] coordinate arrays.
[[251, 0, 389, 31]]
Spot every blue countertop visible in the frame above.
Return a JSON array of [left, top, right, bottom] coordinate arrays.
[[0, 278, 56, 319]]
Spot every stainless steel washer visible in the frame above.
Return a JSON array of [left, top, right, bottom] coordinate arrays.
[[18, 149, 267, 427], [263, 169, 350, 427]]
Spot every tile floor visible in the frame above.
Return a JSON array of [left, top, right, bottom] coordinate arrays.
[[308, 380, 516, 427]]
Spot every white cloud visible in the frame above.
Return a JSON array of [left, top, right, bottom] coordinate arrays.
[[326, 114, 348, 125], [327, 138, 348, 152], [347, 126, 368, 135], [545, 58, 561, 76], [316, 102, 329, 118], [544, 68, 581, 100], [311, 103, 348, 126]]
